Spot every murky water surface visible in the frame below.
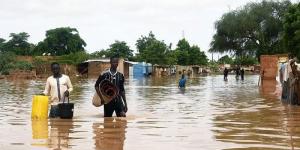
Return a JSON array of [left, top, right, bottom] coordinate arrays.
[[0, 75, 300, 150]]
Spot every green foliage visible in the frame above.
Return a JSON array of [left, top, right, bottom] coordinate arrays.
[[34, 27, 86, 56], [106, 41, 133, 58], [136, 32, 208, 66], [208, 61, 219, 72], [0, 38, 5, 52], [165, 50, 177, 66], [234, 56, 259, 65], [144, 40, 169, 65], [32, 57, 47, 67], [136, 31, 156, 56], [175, 39, 190, 65], [14, 61, 33, 70], [89, 50, 108, 59], [175, 39, 208, 65], [210, 0, 291, 59], [58, 51, 89, 65], [283, 3, 300, 59], [0, 52, 16, 74], [218, 55, 234, 64], [189, 45, 208, 65], [2, 32, 33, 55], [136, 32, 170, 65]]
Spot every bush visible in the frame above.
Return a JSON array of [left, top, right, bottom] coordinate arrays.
[[58, 51, 89, 65], [33, 57, 47, 67], [0, 52, 16, 74], [14, 61, 33, 71]]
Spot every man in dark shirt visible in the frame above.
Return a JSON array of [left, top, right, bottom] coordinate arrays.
[[95, 57, 128, 117]]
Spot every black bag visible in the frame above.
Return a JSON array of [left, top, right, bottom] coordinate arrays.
[[58, 97, 74, 119], [49, 105, 60, 118]]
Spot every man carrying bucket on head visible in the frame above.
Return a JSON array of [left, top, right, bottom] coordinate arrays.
[[94, 56, 128, 117], [43, 62, 73, 118]]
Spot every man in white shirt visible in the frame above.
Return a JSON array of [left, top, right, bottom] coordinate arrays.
[[43, 62, 73, 118]]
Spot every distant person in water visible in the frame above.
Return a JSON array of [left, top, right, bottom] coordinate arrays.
[[240, 68, 245, 80], [43, 62, 73, 118], [95, 56, 127, 117], [235, 67, 240, 80], [178, 74, 187, 88], [223, 68, 229, 81]]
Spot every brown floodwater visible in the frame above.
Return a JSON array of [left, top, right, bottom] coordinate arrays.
[[0, 75, 300, 150]]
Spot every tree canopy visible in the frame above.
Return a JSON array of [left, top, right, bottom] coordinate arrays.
[[175, 38, 208, 66], [209, 0, 291, 59], [283, 3, 300, 58], [106, 41, 133, 58], [34, 27, 86, 56], [2, 32, 32, 55]]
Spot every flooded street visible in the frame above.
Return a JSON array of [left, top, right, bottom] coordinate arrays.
[[0, 75, 300, 150]]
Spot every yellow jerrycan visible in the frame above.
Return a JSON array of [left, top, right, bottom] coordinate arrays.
[[31, 95, 49, 119]]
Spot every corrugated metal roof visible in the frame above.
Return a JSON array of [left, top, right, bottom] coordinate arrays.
[[84, 59, 110, 63]]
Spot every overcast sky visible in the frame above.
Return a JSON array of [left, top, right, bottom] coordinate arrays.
[[0, 0, 298, 56]]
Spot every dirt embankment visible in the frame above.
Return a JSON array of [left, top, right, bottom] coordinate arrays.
[[2, 56, 80, 79]]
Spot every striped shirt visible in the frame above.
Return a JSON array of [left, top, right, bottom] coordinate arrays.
[[95, 69, 125, 96]]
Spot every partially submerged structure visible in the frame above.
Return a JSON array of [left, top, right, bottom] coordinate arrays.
[[77, 58, 133, 78]]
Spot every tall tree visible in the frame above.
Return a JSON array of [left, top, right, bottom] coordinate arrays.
[[3, 32, 32, 55], [218, 55, 234, 64], [209, 0, 291, 59], [34, 27, 86, 56], [106, 41, 133, 58], [175, 39, 208, 65], [143, 40, 169, 65], [136, 31, 157, 61], [175, 38, 190, 65], [0, 38, 5, 52], [283, 3, 300, 58], [189, 45, 208, 65], [89, 50, 108, 58]]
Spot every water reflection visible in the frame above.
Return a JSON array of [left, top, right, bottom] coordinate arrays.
[[1, 76, 300, 149], [48, 119, 74, 149], [31, 119, 48, 147], [93, 118, 127, 150]]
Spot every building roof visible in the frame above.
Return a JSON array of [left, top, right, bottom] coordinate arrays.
[[84, 59, 110, 63]]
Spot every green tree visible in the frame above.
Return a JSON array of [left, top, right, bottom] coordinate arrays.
[[35, 27, 86, 56], [209, 0, 291, 59], [59, 51, 89, 64], [283, 3, 300, 58], [218, 55, 234, 64], [3, 32, 32, 55], [136, 31, 157, 61], [165, 50, 177, 66], [175, 39, 208, 65], [106, 41, 133, 58], [175, 38, 190, 65], [189, 45, 208, 65], [0, 38, 5, 52], [143, 40, 169, 65], [0, 51, 16, 74], [89, 50, 108, 58]]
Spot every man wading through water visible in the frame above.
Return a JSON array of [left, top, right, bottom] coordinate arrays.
[[95, 56, 128, 117], [43, 62, 73, 118]]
